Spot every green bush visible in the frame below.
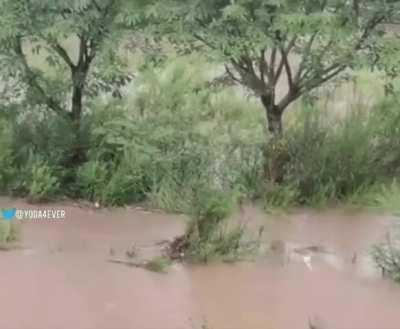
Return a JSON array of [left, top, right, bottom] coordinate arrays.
[[0, 107, 83, 200], [349, 180, 400, 215], [148, 177, 192, 213], [219, 142, 265, 199], [264, 183, 300, 210], [265, 98, 400, 207], [28, 159, 60, 202], [101, 151, 154, 206], [182, 187, 247, 262], [12, 111, 77, 167], [368, 97, 400, 177], [281, 105, 373, 204], [85, 58, 247, 207], [0, 220, 20, 245], [372, 226, 400, 283], [76, 160, 109, 201], [0, 118, 15, 191], [190, 188, 235, 226]]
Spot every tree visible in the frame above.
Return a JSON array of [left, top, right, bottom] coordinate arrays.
[[0, 0, 133, 126], [146, 1, 390, 134], [142, 0, 392, 182]]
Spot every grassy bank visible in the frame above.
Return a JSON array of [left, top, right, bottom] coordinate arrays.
[[1, 57, 400, 215]]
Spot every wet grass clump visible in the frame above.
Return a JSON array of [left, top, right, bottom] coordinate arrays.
[[0, 220, 21, 249], [144, 257, 172, 273], [349, 181, 400, 215], [372, 227, 400, 283], [167, 187, 261, 263]]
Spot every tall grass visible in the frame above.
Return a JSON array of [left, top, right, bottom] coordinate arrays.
[[349, 181, 400, 215], [264, 96, 400, 208]]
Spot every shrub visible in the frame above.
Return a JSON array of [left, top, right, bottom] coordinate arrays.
[[181, 187, 249, 262], [86, 58, 237, 207], [76, 160, 109, 201], [148, 177, 192, 213], [0, 220, 20, 245], [0, 118, 15, 191], [281, 105, 374, 204], [268, 98, 400, 207], [28, 159, 60, 202], [349, 180, 400, 215], [11, 110, 77, 167], [218, 142, 265, 199], [368, 97, 400, 178], [0, 107, 83, 199], [264, 183, 300, 211], [100, 149, 157, 206], [372, 226, 400, 283]]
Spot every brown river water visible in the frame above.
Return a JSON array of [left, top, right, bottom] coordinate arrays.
[[0, 197, 399, 329]]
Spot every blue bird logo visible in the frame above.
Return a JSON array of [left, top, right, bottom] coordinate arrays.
[[1, 208, 16, 221]]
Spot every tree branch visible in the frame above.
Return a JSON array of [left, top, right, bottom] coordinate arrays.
[[193, 33, 215, 50], [225, 64, 243, 85], [280, 46, 294, 90], [259, 48, 268, 84], [14, 38, 64, 114], [298, 12, 384, 95], [294, 31, 319, 84], [49, 41, 76, 69], [273, 36, 296, 86], [269, 47, 277, 82], [277, 89, 301, 113], [274, 56, 285, 86], [300, 64, 346, 93], [355, 14, 386, 51]]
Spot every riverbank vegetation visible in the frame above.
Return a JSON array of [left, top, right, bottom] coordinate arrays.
[[0, 219, 20, 249], [373, 225, 400, 283], [1, 1, 400, 266], [1, 58, 400, 212]]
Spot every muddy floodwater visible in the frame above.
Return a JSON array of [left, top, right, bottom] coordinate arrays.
[[0, 197, 400, 329]]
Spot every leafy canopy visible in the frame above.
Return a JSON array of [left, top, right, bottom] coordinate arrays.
[[145, 0, 394, 118], [0, 0, 144, 116]]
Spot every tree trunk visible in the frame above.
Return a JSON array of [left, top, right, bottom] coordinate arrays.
[[266, 109, 283, 138], [71, 83, 83, 123], [261, 94, 283, 138], [260, 96, 286, 184], [71, 69, 87, 123], [67, 68, 89, 167]]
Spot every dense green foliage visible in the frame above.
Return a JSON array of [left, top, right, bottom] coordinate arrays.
[[0, 58, 265, 206], [274, 97, 400, 206], [0, 0, 135, 119]]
